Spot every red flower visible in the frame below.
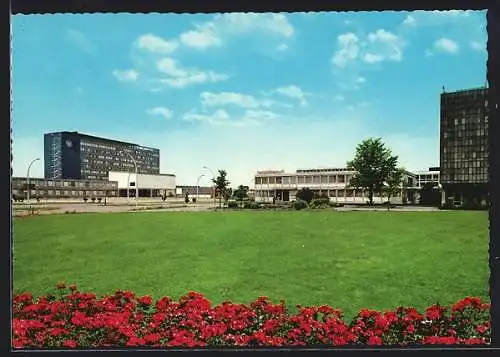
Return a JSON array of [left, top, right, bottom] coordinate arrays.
[[406, 324, 415, 334], [425, 305, 445, 320], [368, 336, 383, 346], [63, 340, 77, 348], [138, 295, 153, 306]]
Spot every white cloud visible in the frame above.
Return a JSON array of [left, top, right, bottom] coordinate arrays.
[[65, 29, 96, 54], [146, 107, 173, 120], [400, 10, 475, 27], [332, 29, 404, 68], [434, 38, 459, 54], [179, 23, 222, 49], [470, 40, 485, 52], [363, 29, 404, 63], [112, 69, 140, 82], [402, 15, 416, 26], [276, 43, 289, 51], [200, 92, 274, 109], [183, 108, 278, 127], [215, 13, 294, 38], [424, 49, 434, 57], [275, 85, 308, 106], [333, 95, 345, 102], [331, 32, 360, 67], [356, 76, 366, 83], [136, 34, 178, 54], [155, 57, 229, 89]]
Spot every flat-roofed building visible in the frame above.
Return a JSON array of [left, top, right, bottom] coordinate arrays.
[[108, 171, 176, 198], [12, 176, 118, 200], [439, 86, 489, 207], [253, 167, 417, 204], [415, 167, 441, 188]]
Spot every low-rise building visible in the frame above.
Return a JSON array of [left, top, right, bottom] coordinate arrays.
[[253, 167, 417, 204], [108, 171, 176, 198], [12, 177, 118, 199], [415, 167, 441, 188]]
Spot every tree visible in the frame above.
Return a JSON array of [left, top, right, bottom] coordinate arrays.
[[347, 138, 399, 205], [184, 192, 189, 204], [233, 185, 249, 207], [223, 187, 233, 207], [296, 187, 314, 203], [383, 168, 404, 210], [419, 183, 441, 206], [212, 170, 231, 208]]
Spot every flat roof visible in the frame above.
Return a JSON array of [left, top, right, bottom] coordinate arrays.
[[108, 171, 175, 177], [441, 86, 488, 95], [45, 131, 159, 152]]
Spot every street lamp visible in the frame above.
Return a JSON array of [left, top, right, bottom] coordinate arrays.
[[117, 150, 138, 208], [26, 157, 40, 202], [196, 174, 205, 204], [202, 166, 216, 209]]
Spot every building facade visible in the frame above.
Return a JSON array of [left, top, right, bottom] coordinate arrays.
[[439, 87, 489, 207], [108, 171, 176, 198], [44, 131, 160, 181], [415, 167, 441, 188], [254, 168, 417, 204], [12, 177, 118, 200]]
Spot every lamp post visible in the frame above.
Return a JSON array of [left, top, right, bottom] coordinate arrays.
[[202, 166, 216, 209], [118, 150, 138, 209], [26, 157, 40, 202], [196, 174, 205, 204]]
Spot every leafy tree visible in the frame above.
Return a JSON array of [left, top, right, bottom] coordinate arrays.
[[419, 183, 441, 206], [223, 187, 233, 207], [296, 187, 314, 203], [212, 170, 231, 208], [383, 168, 404, 210], [347, 138, 399, 205], [233, 185, 249, 207], [184, 192, 189, 204]]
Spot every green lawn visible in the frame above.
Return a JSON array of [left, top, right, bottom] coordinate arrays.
[[13, 211, 490, 318]]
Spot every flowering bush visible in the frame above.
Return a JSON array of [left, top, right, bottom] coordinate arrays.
[[12, 286, 491, 349]]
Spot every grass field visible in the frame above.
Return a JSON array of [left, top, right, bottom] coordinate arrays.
[[13, 211, 490, 318]]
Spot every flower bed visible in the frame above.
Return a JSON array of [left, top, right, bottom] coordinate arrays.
[[13, 285, 491, 348]]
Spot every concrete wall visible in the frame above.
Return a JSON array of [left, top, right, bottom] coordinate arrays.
[[108, 171, 175, 190]]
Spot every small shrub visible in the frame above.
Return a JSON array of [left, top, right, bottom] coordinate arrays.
[[185, 194, 189, 204], [309, 197, 331, 209], [244, 201, 261, 209], [83, 197, 88, 203], [97, 197, 102, 203], [293, 199, 307, 210], [227, 201, 238, 209], [91, 197, 96, 203], [192, 197, 197, 204]]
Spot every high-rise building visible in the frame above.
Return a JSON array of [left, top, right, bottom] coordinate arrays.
[[44, 131, 160, 181], [439, 87, 489, 207]]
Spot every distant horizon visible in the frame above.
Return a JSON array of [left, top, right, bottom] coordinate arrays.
[[11, 11, 487, 187]]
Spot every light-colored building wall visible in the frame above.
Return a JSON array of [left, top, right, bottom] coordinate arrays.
[[108, 171, 176, 190], [253, 168, 417, 204]]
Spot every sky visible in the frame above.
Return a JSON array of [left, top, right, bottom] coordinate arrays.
[[11, 11, 487, 188]]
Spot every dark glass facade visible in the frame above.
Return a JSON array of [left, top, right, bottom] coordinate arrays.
[[44, 131, 160, 181], [440, 87, 489, 184], [439, 87, 489, 207]]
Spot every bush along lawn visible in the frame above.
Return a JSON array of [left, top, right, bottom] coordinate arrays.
[[13, 286, 490, 348]]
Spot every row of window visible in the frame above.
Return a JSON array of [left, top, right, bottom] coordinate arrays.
[[12, 189, 118, 197], [255, 189, 403, 198], [255, 175, 351, 185]]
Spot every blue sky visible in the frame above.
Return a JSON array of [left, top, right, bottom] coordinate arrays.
[[11, 11, 487, 187]]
